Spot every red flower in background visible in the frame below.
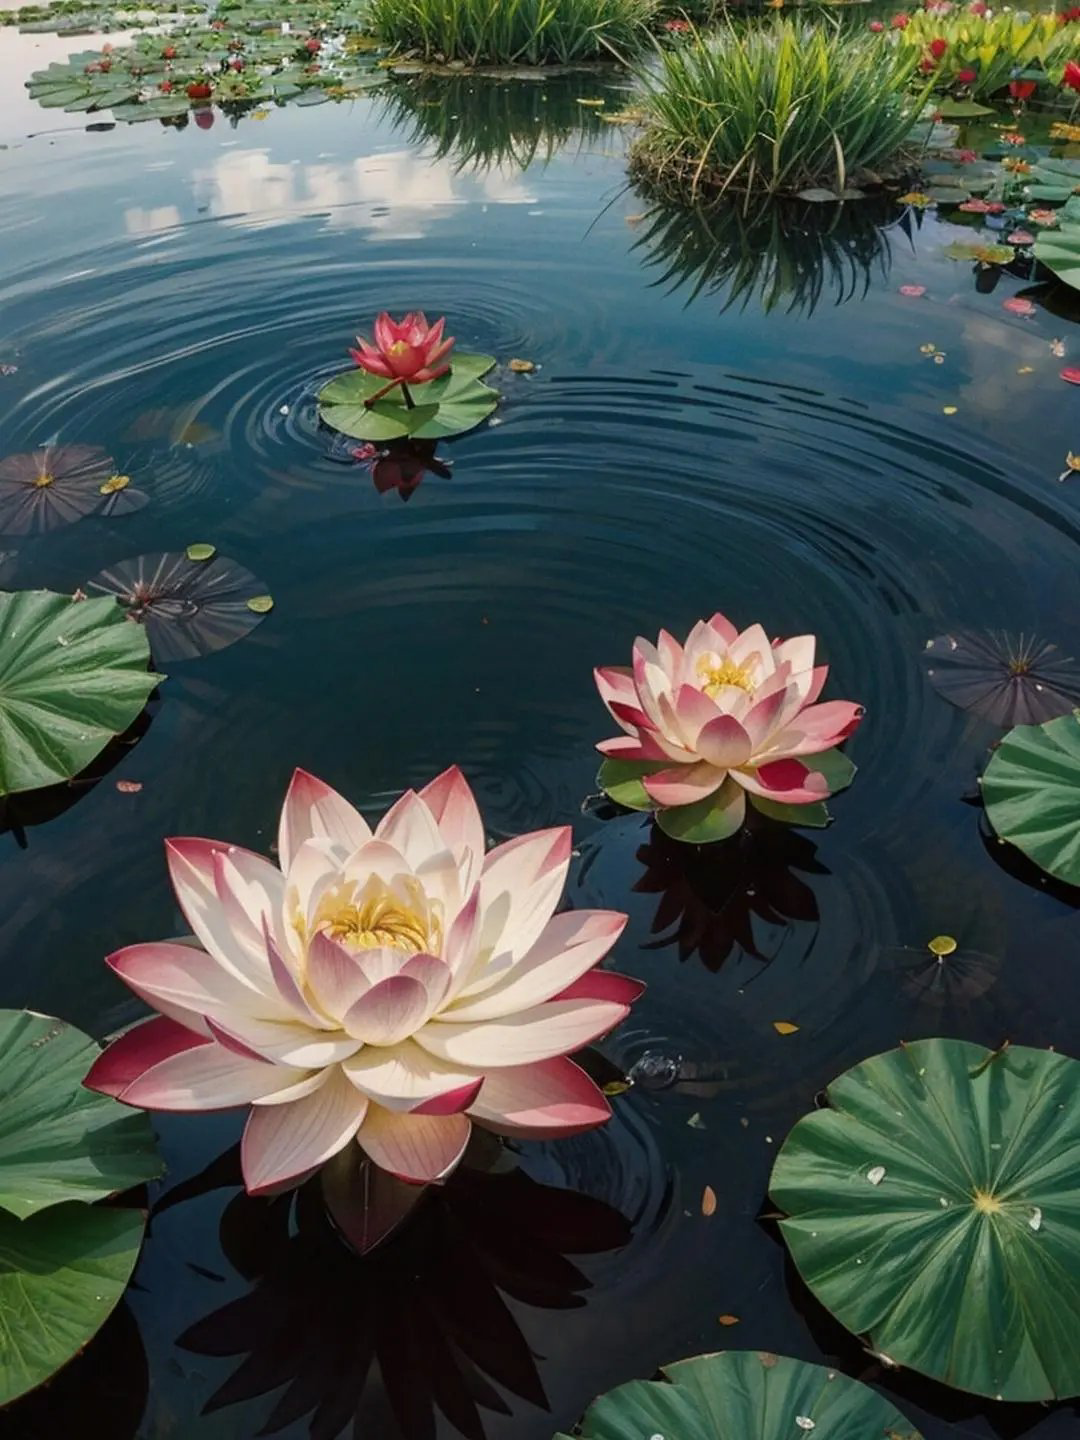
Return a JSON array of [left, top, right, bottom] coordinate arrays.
[[869, 19, 885, 30], [929, 37, 949, 57], [186, 81, 212, 99], [663, 17, 691, 30], [957, 67, 977, 83], [891, 11, 911, 26], [1064, 59, 1080, 90], [1009, 78, 1037, 99]]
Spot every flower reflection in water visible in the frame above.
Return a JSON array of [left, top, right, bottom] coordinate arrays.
[[359, 438, 454, 501], [634, 814, 827, 972], [170, 1136, 631, 1440]]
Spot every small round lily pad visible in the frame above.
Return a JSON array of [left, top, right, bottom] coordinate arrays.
[[318, 352, 499, 442]]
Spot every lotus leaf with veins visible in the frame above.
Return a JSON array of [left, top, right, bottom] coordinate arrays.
[[86, 767, 641, 1194]]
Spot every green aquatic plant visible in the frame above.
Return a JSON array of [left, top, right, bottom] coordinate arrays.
[[0, 590, 162, 797], [631, 18, 927, 202], [0, 1010, 162, 1406], [319, 346, 499, 441], [771, 1038, 1080, 1401], [555, 1349, 924, 1440], [366, 0, 656, 67]]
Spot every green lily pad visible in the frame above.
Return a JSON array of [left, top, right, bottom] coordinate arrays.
[[596, 756, 659, 812], [317, 352, 499, 441], [555, 1349, 923, 1440], [656, 776, 748, 844], [770, 1038, 1080, 1402], [943, 241, 1014, 264], [982, 712, 1080, 885], [0, 1011, 162, 1218], [1035, 219, 1080, 293], [0, 1203, 146, 1407], [934, 97, 995, 118], [0, 590, 162, 796]]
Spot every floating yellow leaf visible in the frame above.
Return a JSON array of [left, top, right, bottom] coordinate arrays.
[[1017, 365, 1035, 374], [100, 473, 131, 495], [898, 192, 933, 209], [919, 343, 937, 355], [943, 406, 957, 415], [186, 543, 216, 562], [773, 1021, 800, 1035], [508, 358, 535, 374], [718, 1314, 740, 1326], [602, 1079, 631, 1097], [577, 97, 605, 107], [246, 594, 275, 614], [928, 935, 958, 957], [702, 1185, 718, 1216]]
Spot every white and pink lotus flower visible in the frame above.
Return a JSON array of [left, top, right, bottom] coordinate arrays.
[[86, 768, 641, 1195], [595, 614, 863, 843]]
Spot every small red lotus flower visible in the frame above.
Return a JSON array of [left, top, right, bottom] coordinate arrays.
[[162, 44, 176, 58], [957, 67, 977, 83], [969, 0, 987, 13], [1009, 79, 1037, 99], [1003, 297, 1036, 317], [1064, 59, 1080, 91], [1061, 367, 1080, 385], [305, 37, 321, 52], [929, 37, 949, 57], [869, 19, 885, 30], [891, 11, 911, 25], [160, 80, 173, 93], [229, 57, 245, 70], [351, 313, 456, 387], [663, 16, 691, 29], [187, 81, 212, 100]]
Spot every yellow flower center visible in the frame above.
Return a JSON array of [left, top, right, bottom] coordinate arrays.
[[388, 340, 411, 358], [317, 884, 435, 955], [972, 1188, 1003, 1216], [33, 472, 54, 489], [697, 655, 755, 700]]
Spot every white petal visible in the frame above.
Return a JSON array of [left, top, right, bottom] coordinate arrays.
[[415, 997, 629, 1068], [120, 1039, 310, 1111], [208, 1014, 362, 1068], [277, 768, 372, 873], [241, 1067, 368, 1194], [472, 827, 571, 983], [418, 765, 486, 894], [445, 910, 626, 1021], [344, 1038, 481, 1111], [343, 975, 433, 1045], [355, 1104, 470, 1183], [374, 789, 446, 872]]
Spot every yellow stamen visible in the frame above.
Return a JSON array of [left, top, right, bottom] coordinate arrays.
[[33, 472, 53, 489], [697, 654, 755, 699], [388, 340, 410, 357], [316, 882, 435, 955]]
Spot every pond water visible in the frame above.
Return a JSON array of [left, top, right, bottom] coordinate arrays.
[[1, 20, 1079, 1440]]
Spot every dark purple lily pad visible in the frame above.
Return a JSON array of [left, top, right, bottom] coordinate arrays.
[[0, 446, 113, 535], [84, 551, 271, 663], [922, 630, 1080, 727]]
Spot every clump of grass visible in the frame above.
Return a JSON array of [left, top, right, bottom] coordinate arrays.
[[367, 0, 657, 67], [631, 19, 928, 202]]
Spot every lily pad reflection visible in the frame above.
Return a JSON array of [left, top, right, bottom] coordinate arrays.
[[85, 551, 272, 662]]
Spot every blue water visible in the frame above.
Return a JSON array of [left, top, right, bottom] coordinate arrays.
[[1, 24, 1079, 1440]]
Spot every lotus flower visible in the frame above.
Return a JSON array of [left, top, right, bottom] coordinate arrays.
[[350, 312, 455, 386], [1009, 78, 1037, 100], [929, 36, 949, 57], [595, 615, 863, 831], [85, 768, 640, 1194], [1064, 59, 1080, 91]]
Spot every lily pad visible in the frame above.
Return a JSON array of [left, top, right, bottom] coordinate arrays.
[[85, 551, 272, 663], [317, 352, 499, 442], [1035, 219, 1080, 293], [982, 712, 1080, 886], [922, 631, 1080, 726], [0, 1011, 162, 1218], [770, 1038, 1080, 1402], [555, 1350, 923, 1440], [0, 590, 161, 797], [934, 98, 995, 118], [0, 1202, 146, 1407], [0, 445, 113, 534]]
